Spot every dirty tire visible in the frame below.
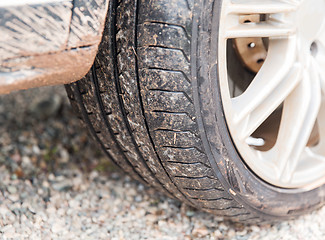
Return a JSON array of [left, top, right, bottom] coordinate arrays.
[[66, 0, 325, 223]]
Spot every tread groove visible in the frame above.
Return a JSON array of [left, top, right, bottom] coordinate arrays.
[[142, 21, 191, 40], [109, 0, 175, 196], [174, 175, 218, 180], [191, 197, 233, 201], [69, 83, 145, 183], [154, 129, 199, 138], [202, 206, 244, 211], [151, 110, 194, 119], [166, 161, 211, 168], [146, 45, 190, 63], [134, 0, 196, 205], [90, 65, 153, 185], [149, 89, 193, 104], [146, 67, 191, 83], [183, 187, 225, 192], [161, 145, 205, 154]]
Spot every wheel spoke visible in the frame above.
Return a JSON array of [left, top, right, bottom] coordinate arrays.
[[314, 35, 325, 92], [316, 56, 325, 91], [317, 22, 325, 47], [274, 62, 322, 183], [227, 0, 299, 14], [223, 0, 297, 39], [314, 31, 325, 149], [232, 38, 299, 140], [314, 54, 325, 153], [315, 98, 325, 155], [312, 39, 325, 155], [225, 19, 295, 39]]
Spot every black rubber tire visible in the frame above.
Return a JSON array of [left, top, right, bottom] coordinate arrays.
[[65, 0, 325, 223]]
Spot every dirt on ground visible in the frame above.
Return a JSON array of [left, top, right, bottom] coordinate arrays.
[[0, 85, 324, 239]]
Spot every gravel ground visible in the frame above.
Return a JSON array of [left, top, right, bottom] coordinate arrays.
[[0, 86, 324, 240]]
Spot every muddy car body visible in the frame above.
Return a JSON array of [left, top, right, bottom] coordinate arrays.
[[0, 0, 108, 94]]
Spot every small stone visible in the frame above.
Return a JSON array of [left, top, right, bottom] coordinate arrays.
[[11, 154, 21, 163], [7, 186, 17, 194], [52, 180, 73, 192], [55, 175, 65, 182], [192, 226, 209, 238], [0, 206, 9, 215], [42, 181, 50, 188], [89, 171, 99, 181], [37, 188, 44, 195], [32, 145, 41, 155], [51, 222, 63, 234], [137, 184, 145, 191], [46, 206, 57, 215], [48, 174, 55, 181], [134, 195, 142, 202], [72, 177, 83, 190], [69, 199, 80, 209], [186, 210, 195, 218], [28, 206, 36, 215], [21, 156, 36, 176], [219, 223, 228, 231], [2, 225, 15, 237], [228, 229, 236, 238], [59, 147, 69, 164], [14, 168, 24, 178], [251, 225, 260, 232], [22, 156, 31, 165], [8, 194, 19, 202], [213, 229, 223, 238], [111, 172, 120, 180], [10, 174, 18, 180]]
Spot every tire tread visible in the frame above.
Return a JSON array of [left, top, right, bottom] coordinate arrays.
[[65, 0, 262, 223]]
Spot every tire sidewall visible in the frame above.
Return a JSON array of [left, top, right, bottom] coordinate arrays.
[[192, 0, 325, 219]]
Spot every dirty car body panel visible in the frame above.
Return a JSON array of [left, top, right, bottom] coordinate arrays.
[[0, 0, 108, 94]]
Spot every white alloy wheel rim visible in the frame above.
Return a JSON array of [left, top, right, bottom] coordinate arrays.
[[218, 0, 325, 188]]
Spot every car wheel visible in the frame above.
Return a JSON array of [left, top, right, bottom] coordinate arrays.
[[65, 0, 325, 223]]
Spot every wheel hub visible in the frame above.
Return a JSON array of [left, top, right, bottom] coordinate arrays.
[[219, 0, 325, 189]]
